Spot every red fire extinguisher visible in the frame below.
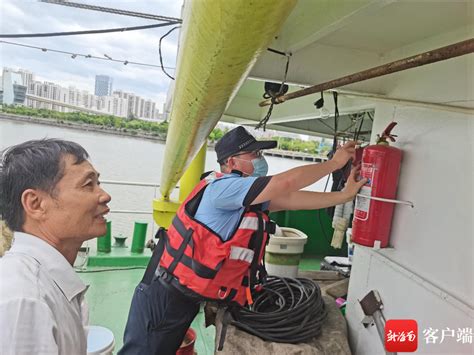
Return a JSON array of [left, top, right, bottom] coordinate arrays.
[[351, 122, 402, 248]]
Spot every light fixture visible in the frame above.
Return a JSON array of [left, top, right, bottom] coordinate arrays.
[[320, 107, 331, 120], [314, 92, 330, 119]]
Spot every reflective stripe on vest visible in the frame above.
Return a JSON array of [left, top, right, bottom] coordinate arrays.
[[158, 172, 274, 306]]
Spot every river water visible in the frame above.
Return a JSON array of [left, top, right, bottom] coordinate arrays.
[[0, 118, 331, 241]]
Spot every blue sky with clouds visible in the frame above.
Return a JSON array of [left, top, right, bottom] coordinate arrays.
[[1, 0, 182, 109]]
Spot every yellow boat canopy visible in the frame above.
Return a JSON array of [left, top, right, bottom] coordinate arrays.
[[159, 0, 296, 199]]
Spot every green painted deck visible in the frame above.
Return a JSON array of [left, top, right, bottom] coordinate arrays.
[[78, 256, 323, 354]]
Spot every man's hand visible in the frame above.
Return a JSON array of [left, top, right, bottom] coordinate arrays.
[[331, 141, 357, 169], [342, 165, 367, 200]]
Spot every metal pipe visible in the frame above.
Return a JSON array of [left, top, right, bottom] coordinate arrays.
[[372, 310, 396, 355], [101, 180, 161, 188], [109, 210, 152, 215], [259, 39, 474, 107]]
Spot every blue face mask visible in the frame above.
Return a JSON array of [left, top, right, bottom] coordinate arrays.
[[251, 157, 268, 177]]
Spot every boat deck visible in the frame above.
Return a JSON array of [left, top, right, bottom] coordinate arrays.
[[78, 256, 323, 354]]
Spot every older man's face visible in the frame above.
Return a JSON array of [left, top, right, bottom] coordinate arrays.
[[41, 154, 111, 242]]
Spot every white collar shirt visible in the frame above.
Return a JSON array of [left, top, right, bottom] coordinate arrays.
[[0, 232, 89, 355]]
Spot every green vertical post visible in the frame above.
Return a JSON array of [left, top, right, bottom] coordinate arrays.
[[97, 220, 111, 253], [131, 222, 148, 254], [284, 210, 291, 226]]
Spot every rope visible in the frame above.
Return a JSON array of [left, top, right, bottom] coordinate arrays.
[[256, 54, 291, 131], [230, 276, 327, 343]]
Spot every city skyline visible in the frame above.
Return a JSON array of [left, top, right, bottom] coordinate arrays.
[[1, 66, 162, 120], [0, 0, 182, 109], [1, 66, 163, 106]]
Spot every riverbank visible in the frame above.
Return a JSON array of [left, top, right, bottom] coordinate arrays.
[[1, 112, 327, 161], [0, 112, 168, 143]]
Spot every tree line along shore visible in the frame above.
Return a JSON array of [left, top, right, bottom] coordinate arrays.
[[1, 105, 326, 155]]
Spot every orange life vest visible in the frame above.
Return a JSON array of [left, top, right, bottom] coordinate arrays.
[[158, 172, 275, 306]]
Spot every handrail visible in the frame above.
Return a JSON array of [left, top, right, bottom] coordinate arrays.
[[101, 179, 161, 188], [100, 180, 167, 216], [101, 179, 179, 189], [109, 209, 152, 215]]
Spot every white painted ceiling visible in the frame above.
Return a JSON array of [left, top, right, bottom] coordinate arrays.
[[223, 0, 473, 136]]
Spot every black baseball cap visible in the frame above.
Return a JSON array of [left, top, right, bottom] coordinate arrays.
[[215, 126, 277, 163]]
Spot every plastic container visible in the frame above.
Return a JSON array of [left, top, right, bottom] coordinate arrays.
[[265, 226, 308, 278], [86, 325, 115, 355], [176, 328, 196, 355]]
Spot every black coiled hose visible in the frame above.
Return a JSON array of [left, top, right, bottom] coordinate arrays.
[[230, 276, 327, 343]]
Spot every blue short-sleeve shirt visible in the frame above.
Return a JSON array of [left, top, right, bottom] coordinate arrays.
[[194, 173, 269, 241]]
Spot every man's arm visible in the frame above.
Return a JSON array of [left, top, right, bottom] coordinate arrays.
[[252, 141, 357, 205], [268, 166, 367, 211]]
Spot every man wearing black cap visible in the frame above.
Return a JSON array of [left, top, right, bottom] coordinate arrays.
[[190, 126, 365, 238], [120, 126, 365, 355]]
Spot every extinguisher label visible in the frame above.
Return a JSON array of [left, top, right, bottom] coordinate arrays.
[[360, 163, 374, 187], [354, 163, 375, 221], [355, 186, 371, 220]]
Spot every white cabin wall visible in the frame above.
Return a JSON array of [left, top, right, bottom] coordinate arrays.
[[346, 26, 473, 354]]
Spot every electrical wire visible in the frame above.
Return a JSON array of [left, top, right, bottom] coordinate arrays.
[[39, 0, 182, 23], [0, 40, 176, 71], [353, 114, 365, 141], [159, 26, 180, 80], [0, 22, 181, 38], [231, 276, 327, 343]]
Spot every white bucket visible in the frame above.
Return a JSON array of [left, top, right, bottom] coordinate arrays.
[[87, 325, 115, 355], [266, 226, 308, 278]]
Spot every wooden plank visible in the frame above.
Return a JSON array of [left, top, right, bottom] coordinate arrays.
[[322, 278, 350, 299]]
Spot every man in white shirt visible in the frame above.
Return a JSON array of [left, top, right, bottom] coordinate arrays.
[[0, 139, 111, 354]]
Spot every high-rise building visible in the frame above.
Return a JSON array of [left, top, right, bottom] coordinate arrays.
[[98, 95, 128, 117], [17, 69, 35, 93], [94, 75, 113, 96], [1, 68, 27, 105], [3, 68, 161, 119], [68, 86, 82, 107], [143, 100, 156, 119]]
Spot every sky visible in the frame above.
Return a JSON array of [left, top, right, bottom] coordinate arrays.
[[0, 0, 183, 110]]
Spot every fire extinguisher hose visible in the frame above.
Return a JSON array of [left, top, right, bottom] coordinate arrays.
[[230, 276, 328, 343]]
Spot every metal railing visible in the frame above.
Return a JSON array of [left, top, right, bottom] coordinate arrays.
[[100, 179, 176, 239], [101, 179, 181, 215], [101, 179, 164, 215]]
